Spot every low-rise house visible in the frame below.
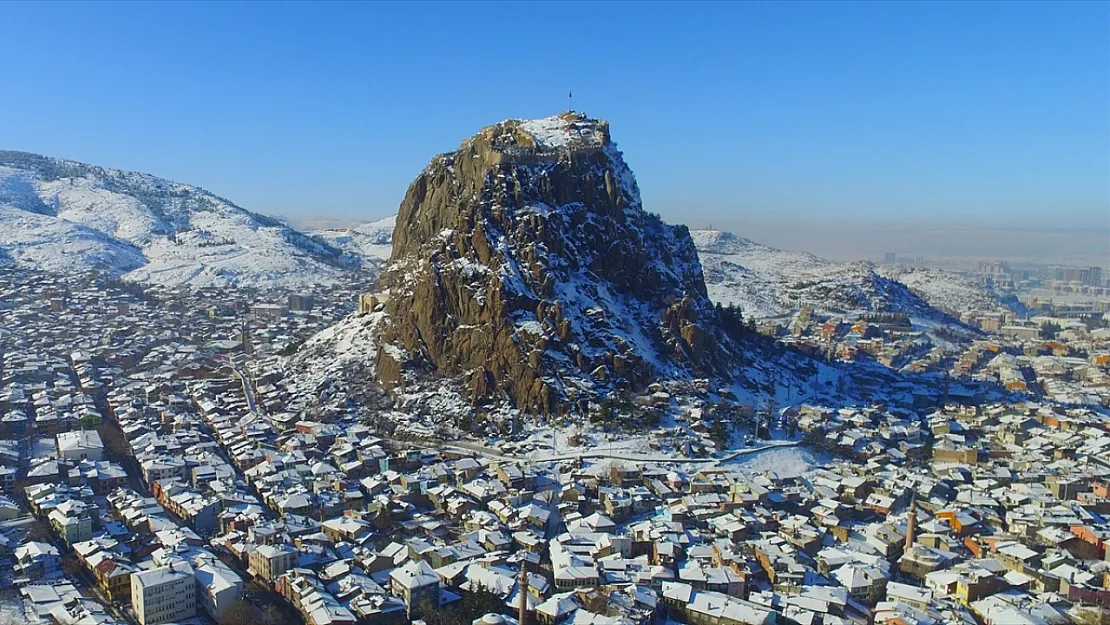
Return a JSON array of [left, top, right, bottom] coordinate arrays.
[[57, 430, 104, 461], [14, 541, 61, 580]]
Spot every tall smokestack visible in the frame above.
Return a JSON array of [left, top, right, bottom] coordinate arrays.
[[518, 563, 529, 625]]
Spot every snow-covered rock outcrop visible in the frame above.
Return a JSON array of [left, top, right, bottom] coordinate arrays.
[[296, 112, 833, 416]]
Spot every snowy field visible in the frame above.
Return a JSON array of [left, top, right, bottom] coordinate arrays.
[[727, 445, 828, 478]]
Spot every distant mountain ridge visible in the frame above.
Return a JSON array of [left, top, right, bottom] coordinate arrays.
[[0, 150, 355, 286], [691, 228, 1009, 327], [311, 215, 396, 265]]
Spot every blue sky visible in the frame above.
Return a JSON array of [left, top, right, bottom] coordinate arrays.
[[1, 1, 1106, 230]]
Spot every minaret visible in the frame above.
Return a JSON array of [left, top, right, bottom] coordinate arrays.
[[518, 563, 529, 625], [904, 499, 917, 552]]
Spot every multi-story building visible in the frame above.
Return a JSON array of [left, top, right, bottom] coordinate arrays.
[[248, 543, 297, 584], [1083, 266, 1103, 287], [389, 560, 440, 618], [1058, 266, 1105, 287], [194, 558, 243, 621], [13, 541, 61, 580], [48, 503, 93, 544], [288, 293, 315, 312], [131, 562, 197, 625], [141, 456, 189, 484], [86, 551, 135, 602]]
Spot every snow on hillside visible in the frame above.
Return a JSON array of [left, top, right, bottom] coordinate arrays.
[[292, 309, 387, 395], [311, 215, 395, 264], [877, 266, 1015, 315], [0, 151, 356, 287], [690, 228, 968, 330], [0, 204, 146, 274]]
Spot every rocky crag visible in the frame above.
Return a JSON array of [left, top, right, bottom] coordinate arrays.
[[365, 112, 763, 415]]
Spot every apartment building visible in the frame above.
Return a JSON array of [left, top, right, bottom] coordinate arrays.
[[248, 543, 297, 584], [194, 558, 244, 621], [131, 562, 197, 625], [389, 560, 440, 618]]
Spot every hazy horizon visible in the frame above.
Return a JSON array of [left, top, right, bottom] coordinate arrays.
[[283, 211, 1109, 269]]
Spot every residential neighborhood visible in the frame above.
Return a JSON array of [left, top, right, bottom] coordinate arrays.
[[1, 5, 1106, 625], [2, 262, 1110, 625]]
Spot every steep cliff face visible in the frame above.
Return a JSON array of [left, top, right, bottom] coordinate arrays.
[[372, 112, 739, 414]]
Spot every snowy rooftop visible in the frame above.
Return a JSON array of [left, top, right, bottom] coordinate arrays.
[[132, 562, 194, 587], [57, 430, 104, 452]]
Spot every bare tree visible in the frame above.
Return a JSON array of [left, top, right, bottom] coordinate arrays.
[[219, 600, 260, 625]]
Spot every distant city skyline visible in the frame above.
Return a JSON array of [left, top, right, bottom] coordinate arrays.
[[1, 2, 1107, 263]]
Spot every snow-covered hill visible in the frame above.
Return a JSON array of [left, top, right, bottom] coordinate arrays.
[[690, 229, 980, 329], [876, 266, 1017, 316], [0, 151, 355, 287], [311, 215, 395, 264]]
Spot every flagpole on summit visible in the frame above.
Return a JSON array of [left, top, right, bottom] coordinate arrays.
[[568, 91, 573, 112]]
